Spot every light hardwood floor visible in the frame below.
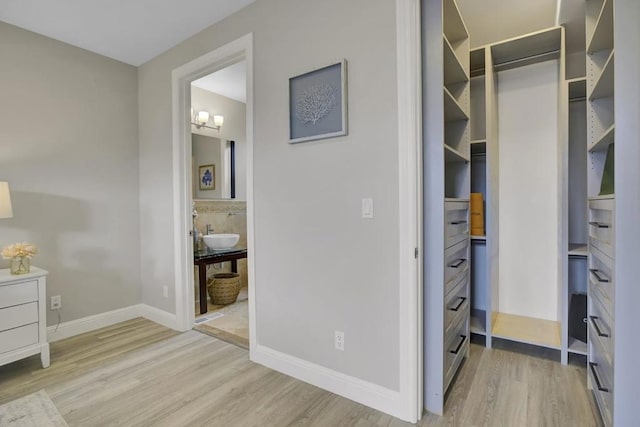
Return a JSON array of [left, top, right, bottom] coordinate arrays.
[[0, 319, 601, 426]]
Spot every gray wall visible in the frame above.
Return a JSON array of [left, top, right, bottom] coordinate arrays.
[[138, 0, 400, 390], [191, 86, 247, 200], [0, 22, 140, 325]]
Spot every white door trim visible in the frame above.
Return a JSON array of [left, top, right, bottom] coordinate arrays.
[[396, 0, 422, 422], [170, 34, 256, 355]]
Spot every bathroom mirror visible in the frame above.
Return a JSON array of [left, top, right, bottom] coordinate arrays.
[[192, 135, 236, 200]]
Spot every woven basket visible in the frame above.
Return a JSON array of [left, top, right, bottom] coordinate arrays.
[[207, 273, 241, 305]]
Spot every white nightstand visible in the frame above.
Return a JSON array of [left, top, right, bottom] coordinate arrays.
[[0, 267, 50, 368]]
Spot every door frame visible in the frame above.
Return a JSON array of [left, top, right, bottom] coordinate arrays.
[[171, 34, 256, 353]]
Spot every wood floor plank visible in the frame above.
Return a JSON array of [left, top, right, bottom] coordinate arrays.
[[0, 318, 600, 426]]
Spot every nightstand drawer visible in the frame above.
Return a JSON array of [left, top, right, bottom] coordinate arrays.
[[0, 281, 38, 309], [0, 323, 38, 354], [0, 302, 38, 332]]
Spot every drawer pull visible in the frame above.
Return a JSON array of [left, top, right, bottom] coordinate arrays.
[[448, 297, 467, 312], [589, 362, 609, 393], [589, 269, 610, 283], [590, 316, 609, 338], [449, 220, 467, 225], [449, 335, 467, 355], [449, 259, 466, 269], [589, 221, 610, 229]]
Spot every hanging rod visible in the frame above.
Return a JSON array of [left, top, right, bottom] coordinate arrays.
[[493, 49, 560, 71], [570, 96, 587, 103]]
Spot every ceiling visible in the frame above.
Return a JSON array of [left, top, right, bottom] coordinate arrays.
[[192, 61, 247, 103], [457, 0, 585, 54], [0, 0, 255, 66]]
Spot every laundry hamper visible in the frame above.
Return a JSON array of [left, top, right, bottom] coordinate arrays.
[[207, 273, 241, 305]]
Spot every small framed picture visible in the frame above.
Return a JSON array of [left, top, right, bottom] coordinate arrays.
[[199, 164, 215, 191], [289, 60, 348, 144]]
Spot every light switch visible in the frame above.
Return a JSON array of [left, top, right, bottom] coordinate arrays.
[[362, 198, 374, 219]]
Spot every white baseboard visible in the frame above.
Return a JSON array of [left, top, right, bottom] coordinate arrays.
[[251, 344, 409, 422], [47, 304, 179, 342], [139, 304, 178, 330], [47, 305, 142, 342]]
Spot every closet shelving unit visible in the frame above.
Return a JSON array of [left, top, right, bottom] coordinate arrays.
[[585, 0, 615, 425], [566, 77, 588, 358], [423, 0, 471, 416], [467, 27, 569, 354]]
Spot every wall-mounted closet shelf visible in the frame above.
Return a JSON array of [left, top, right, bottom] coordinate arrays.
[[589, 195, 615, 201], [587, 0, 613, 54], [568, 337, 588, 356], [444, 36, 469, 85], [491, 27, 562, 72], [470, 309, 486, 335], [589, 50, 614, 100], [568, 243, 588, 258], [470, 139, 486, 155], [568, 78, 587, 101], [444, 144, 469, 163], [444, 87, 469, 121], [442, 0, 468, 43], [492, 312, 562, 350], [588, 124, 614, 152], [470, 235, 486, 242]]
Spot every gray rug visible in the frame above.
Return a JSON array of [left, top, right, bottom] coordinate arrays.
[[0, 390, 68, 426]]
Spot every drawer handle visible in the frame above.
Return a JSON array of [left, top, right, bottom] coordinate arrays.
[[590, 316, 609, 338], [450, 335, 467, 355], [589, 221, 610, 229], [590, 269, 610, 283], [448, 297, 467, 312], [449, 259, 466, 269], [449, 220, 467, 225], [589, 362, 609, 393]]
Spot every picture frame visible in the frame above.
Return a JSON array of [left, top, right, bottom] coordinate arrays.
[[198, 164, 215, 191], [289, 59, 348, 144]]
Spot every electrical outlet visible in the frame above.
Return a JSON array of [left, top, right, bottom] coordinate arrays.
[[163, 286, 169, 298], [50, 295, 61, 310], [334, 331, 345, 351]]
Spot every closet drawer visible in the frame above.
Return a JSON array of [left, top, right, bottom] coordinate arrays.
[[444, 276, 468, 335], [589, 332, 613, 427], [589, 199, 614, 259], [445, 201, 469, 249], [589, 295, 614, 364], [0, 281, 38, 309], [589, 246, 614, 319], [0, 302, 38, 333], [444, 315, 468, 391], [444, 239, 469, 285], [0, 323, 38, 354]]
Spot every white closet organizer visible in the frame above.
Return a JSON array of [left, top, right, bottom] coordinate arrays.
[[585, 0, 615, 425], [422, 0, 471, 416], [566, 77, 588, 359], [466, 27, 569, 356]]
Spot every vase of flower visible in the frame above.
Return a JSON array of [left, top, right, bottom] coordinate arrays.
[[10, 256, 30, 275], [2, 242, 38, 275]]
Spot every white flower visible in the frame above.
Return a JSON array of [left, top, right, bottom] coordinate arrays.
[[1, 242, 38, 259]]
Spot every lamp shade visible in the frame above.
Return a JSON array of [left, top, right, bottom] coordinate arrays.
[[197, 111, 210, 125], [213, 115, 224, 127], [0, 182, 13, 219]]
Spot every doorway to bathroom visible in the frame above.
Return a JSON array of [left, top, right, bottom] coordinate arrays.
[[190, 59, 250, 348], [171, 34, 256, 353]]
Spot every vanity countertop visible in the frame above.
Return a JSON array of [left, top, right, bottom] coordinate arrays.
[[194, 247, 247, 262]]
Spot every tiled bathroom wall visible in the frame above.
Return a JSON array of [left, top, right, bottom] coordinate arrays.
[[193, 200, 248, 297]]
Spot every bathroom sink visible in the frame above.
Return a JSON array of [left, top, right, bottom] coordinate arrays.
[[203, 233, 240, 250]]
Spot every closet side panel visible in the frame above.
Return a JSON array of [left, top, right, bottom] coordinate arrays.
[[497, 60, 560, 321]]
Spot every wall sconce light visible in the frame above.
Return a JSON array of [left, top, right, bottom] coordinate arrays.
[[191, 110, 224, 131], [0, 182, 13, 219]]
